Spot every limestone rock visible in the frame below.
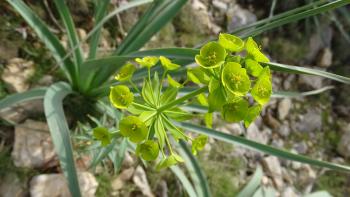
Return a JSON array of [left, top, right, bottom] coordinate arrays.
[[30, 172, 98, 197], [11, 119, 57, 168], [337, 124, 350, 158], [262, 156, 284, 190], [318, 48, 333, 67], [112, 167, 135, 191], [133, 166, 154, 197], [1, 58, 35, 93], [226, 4, 257, 32], [278, 99, 292, 120]]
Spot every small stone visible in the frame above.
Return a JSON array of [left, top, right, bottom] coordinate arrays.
[[337, 124, 350, 158], [278, 123, 291, 137], [262, 156, 284, 189], [0, 173, 27, 197], [11, 119, 57, 168], [278, 99, 292, 120], [264, 114, 281, 130], [217, 123, 243, 136], [293, 142, 308, 154], [318, 48, 332, 67], [226, 4, 257, 32], [298, 73, 324, 90], [1, 58, 35, 93], [212, 0, 228, 11], [112, 167, 135, 191], [298, 164, 316, 186], [295, 109, 322, 132], [133, 166, 154, 197], [37, 75, 54, 86], [246, 123, 268, 144], [30, 172, 98, 197]]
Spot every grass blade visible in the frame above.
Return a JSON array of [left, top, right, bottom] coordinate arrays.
[[170, 166, 198, 197], [109, 138, 128, 174], [0, 88, 47, 110], [263, 62, 350, 84], [237, 166, 263, 197], [44, 82, 81, 197], [53, 0, 84, 69], [88, 0, 111, 59], [178, 140, 211, 197], [7, 0, 75, 84], [175, 122, 350, 172]]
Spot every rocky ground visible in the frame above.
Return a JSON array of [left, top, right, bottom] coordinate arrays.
[[0, 0, 350, 196]]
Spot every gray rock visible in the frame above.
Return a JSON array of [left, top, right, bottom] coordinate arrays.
[[30, 172, 98, 197], [11, 119, 57, 168], [133, 166, 154, 197], [262, 156, 284, 189], [282, 187, 300, 197], [337, 124, 350, 158], [112, 167, 135, 191], [293, 141, 308, 154], [295, 109, 322, 132], [1, 58, 35, 93], [246, 123, 268, 144], [226, 4, 257, 32], [279, 122, 291, 137], [298, 74, 324, 90], [306, 27, 333, 62], [278, 99, 292, 120], [217, 123, 244, 136]]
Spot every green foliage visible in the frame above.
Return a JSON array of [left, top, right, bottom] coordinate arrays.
[[93, 127, 112, 146]]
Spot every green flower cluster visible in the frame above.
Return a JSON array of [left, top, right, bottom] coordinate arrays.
[[95, 33, 272, 169], [193, 33, 272, 127], [107, 56, 207, 170]]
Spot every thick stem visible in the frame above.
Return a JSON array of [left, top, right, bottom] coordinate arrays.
[[157, 86, 208, 113]]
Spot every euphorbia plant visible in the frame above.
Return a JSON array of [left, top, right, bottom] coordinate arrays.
[[98, 34, 273, 169]]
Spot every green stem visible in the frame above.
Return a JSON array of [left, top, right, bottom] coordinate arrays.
[[129, 80, 140, 94], [157, 86, 208, 113]]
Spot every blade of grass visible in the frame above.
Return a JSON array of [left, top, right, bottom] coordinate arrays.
[[178, 140, 211, 197], [175, 122, 350, 172], [170, 166, 198, 197], [53, 0, 84, 69], [88, 0, 111, 59], [44, 82, 81, 196], [237, 166, 263, 197], [109, 138, 128, 174], [239, 0, 350, 38], [0, 88, 47, 110], [7, 0, 76, 84]]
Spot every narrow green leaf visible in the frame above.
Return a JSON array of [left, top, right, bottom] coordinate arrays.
[[170, 166, 198, 197], [178, 140, 211, 197], [44, 82, 81, 197], [237, 166, 263, 197], [7, 0, 75, 84], [0, 88, 46, 110], [110, 138, 128, 174], [176, 122, 350, 172]]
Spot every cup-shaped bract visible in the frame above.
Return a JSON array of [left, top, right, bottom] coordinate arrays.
[[222, 62, 251, 96], [195, 42, 226, 69], [245, 37, 270, 63], [251, 66, 272, 105], [192, 135, 208, 155], [245, 58, 263, 77], [167, 74, 183, 88], [119, 116, 148, 143], [136, 140, 159, 161], [187, 67, 210, 85], [160, 56, 180, 71], [135, 56, 159, 68], [221, 99, 249, 122], [109, 85, 134, 109], [218, 33, 244, 52], [93, 127, 111, 146], [244, 105, 262, 127], [115, 62, 136, 82]]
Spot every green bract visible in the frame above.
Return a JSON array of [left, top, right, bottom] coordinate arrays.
[[192, 135, 208, 155], [160, 56, 180, 70], [246, 37, 270, 63], [93, 127, 111, 146], [251, 66, 272, 105], [136, 140, 159, 161], [222, 62, 251, 96], [245, 58, 263, 77], [244, 105, 262, 127], [109, 85, 134, 109], [167, 74, 183, 88], [187, 67, 210, 85], [156, 154, 184, 170], [222, 99, 249, 122], [218, 33, 244, 52], [135, 56, 159, 68], [115, 62, 136, 81], [195, 42, 226, 69], [119, 116, 148, 143]]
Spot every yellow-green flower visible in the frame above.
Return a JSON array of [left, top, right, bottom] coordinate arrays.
[[160, 56, 180, 70], [195, 42, 226, 69], [109, 85, 134, 109], [136, 140, 159, 161], [135, 56, 159, 68], [115, 62, 136, 82], [218, 33, 244, 52], [221, 62, 251, 96], [119, 116, 148, 143]]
